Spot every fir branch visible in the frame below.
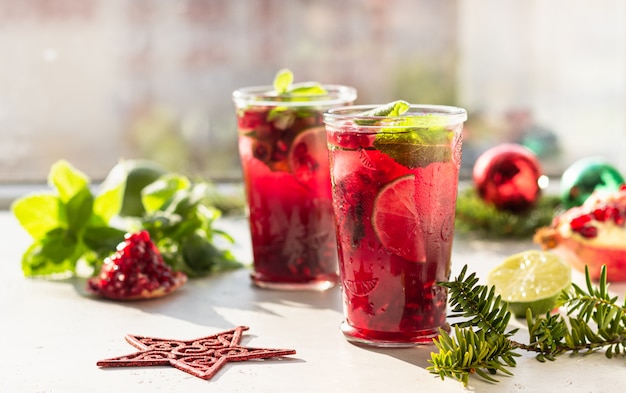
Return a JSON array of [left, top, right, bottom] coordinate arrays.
[[430, 326, 519, 387], [429, 266, 521, 386], [428, 264, 626, 386], [438, 265, 513, 336]]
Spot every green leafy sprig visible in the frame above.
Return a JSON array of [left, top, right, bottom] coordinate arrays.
[[428, 265, 626, 386], [12, 160, 127, 277], [136, 174, 242, 277], [273, 68, 327, 97], [351, 100, 457, 169], [12, 160, 242, 279], [267, 68, 328, 130]]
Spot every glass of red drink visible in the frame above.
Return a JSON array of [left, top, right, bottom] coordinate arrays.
[[324, 103, 467, 346], [233, 79, 356, 290]]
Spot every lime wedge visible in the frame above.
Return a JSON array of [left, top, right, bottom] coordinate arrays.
[[487, 250, 571, 317]]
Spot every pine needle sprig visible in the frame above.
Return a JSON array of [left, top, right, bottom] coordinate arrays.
[[430, 325, 519, 386], [440, 265, 513, 336], [429, 265, 521, 386], [428, 264, 626, 387]]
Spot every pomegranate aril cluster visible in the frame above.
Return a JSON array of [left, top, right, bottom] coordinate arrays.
[[88, 231, 186, 300], [569, 201, 626, 239]]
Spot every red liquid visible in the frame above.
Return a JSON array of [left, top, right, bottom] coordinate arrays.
[[327, 126, 462, 345], [237, 106, 339, 289]]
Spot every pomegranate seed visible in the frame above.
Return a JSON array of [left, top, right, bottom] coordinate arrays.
[[592, 207, 610, 222], [570, 214, 592, 230], [574, 225, 598, 238]]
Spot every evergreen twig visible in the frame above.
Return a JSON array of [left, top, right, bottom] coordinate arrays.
[[428, 265, 626, 386]]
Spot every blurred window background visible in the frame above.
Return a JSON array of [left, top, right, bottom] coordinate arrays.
[[1, 0, 624, 184]]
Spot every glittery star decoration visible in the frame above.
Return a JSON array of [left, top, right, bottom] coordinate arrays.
[[97, 326, 296, 380]]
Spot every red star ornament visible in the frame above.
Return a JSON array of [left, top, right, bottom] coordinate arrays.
[[97, 326, 296, 380]]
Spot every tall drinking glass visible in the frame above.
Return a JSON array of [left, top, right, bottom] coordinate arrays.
[[324, 104, 466, 346], [233, 84, 356, 290]]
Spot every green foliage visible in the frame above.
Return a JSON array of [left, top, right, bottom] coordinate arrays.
[[12, 160, 242, 279], [12, 160, 126, 277], [443, 266, 513, 336], [428, 265, 626, 386], [272, 68, 327, 97], [430, 325, 518, 386], [354, 100, 409, 125], [454, 188, 562, 238], [137, 174, 242, 277], [273, 68, 294, 94]]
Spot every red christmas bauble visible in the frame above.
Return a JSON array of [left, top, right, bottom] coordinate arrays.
[[473, 143, 543, 213]]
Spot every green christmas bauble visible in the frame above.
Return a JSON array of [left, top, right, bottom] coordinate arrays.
[[560, 157, 624, 208]]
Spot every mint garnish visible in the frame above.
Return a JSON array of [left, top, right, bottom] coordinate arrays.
[[12, 160, 126, 277], [272, 68, 327, 97], [290, 82, 328, 96], [354, 100, 410, 125], [273, 68, 294, 94], [354, 102, 454, 168]]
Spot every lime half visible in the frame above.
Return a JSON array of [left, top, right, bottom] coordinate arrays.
[[487, 250, 571, 317]]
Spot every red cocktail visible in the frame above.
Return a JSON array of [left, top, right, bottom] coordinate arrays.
[[233, 76, 356, 290], [324, 103, 466, 345]]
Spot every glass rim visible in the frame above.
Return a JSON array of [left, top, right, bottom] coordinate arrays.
[[323, 104, 468, 128], [232, 84, 357, 107]]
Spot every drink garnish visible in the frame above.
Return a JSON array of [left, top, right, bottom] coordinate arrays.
[[268, 69, 328, 125], [273, 68, 294, 94], [272, 68, 327, 97], [371, 174, 425, 262], [354, 101, 455, 168], [354, 100, 410, 125]]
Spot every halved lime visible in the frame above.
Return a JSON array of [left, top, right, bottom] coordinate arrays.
[[372, 174, 425, 262], [487, 250, 571, 317]]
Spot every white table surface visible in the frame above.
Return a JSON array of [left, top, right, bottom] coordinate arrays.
[[1, 209, 625, 393]]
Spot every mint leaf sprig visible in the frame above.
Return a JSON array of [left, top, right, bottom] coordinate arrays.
[[12, 160, 127, 278], [12, 160, 242, 279], [267, 68, 328, 129], [273, 68, 327, 97], [352, 100, 456, 168], [136, 174, 242, 277], [428, 265, 626, 387], [354, 100, 410, 126]]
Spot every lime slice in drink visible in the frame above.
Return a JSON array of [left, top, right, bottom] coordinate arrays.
[[372, 174, 426, 262], [487, 250, 571, 317], [287, 126, 329, 186]]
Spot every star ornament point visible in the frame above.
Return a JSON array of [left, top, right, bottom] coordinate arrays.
[[97, 326, 296, 380]]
